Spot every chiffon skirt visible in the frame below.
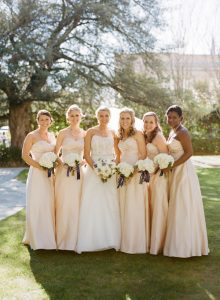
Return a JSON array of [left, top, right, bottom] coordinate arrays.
[[149, 172, 168, 255], [55, 165, 82, 250], [119, 173, 150, 254], [164, 160, 209, 257], [23, 167, 56, 250]]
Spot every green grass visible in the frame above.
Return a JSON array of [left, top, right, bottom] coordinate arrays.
[[16, 168, 28, 183], [0, 168, 220, 300]]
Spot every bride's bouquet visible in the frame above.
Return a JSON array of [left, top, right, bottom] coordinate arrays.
[[39, 152, 58, 177], [116, 162, 134, 188], [154, 153, 174, 176], [63, 153, 82, 180], [93, 158, 116, 183], [135, 158, 155, 184]]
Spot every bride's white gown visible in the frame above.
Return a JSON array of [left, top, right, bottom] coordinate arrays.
[[76, 135, 121, 253]]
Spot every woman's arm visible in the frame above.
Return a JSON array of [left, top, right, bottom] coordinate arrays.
[[136, 131, 147, 160], [172, 129, 193, 168], [84, 129, 94, 168], [153, 133, 168, 154], [22, 134, 42, 169], [55, 130, 65, 165], [114, 134, 121, 164]]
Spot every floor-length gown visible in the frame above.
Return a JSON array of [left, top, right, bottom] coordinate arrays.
[[23, 140, 56, 250], [55, 137, 84, 250], [118, 137, 150, 254], [76, 135, 121, 253], [147, 142, 168, 255], [164, 138, 209, 257]]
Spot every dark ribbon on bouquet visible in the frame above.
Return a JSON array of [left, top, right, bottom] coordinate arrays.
[[67, 166, 73, 177], [48, 168, 54, 178], [139, 170, 150, 184], [66, 164, 80, 180], [117, 174, 125, 188], [76, 163, 80, 180]]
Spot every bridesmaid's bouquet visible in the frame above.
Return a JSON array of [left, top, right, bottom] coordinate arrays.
[[135, 158, 155, 184], [63, 153, 82, 180], [39, 152, 58, 177], [154, 153, 174, 176], [93, 158, 116, 183], [116, 162, 134, 188]]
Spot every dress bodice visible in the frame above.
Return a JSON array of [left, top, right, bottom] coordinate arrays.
[[167, 138, 184, 161], [146, 143, 159, 160], [91, 135, 115, 161], [31, 140, 55, 161], [118, 137, 139, 165], [62, 137, 84, 160]]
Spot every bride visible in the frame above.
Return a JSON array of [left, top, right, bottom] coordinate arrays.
[[76, 106, 121, 253]]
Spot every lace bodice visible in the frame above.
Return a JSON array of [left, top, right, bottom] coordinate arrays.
[[91, 135, 115, 161], [146, 143, 159, 160], [167, 138, 184, 161], [31, 140, 55, 161], [118, 137, 139, 165], [62, 137, 84, 160]]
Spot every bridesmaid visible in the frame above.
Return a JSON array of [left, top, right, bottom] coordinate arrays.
[[163, 105, 209, 257], [143, 112, 168, 255], [117, 107, 149, 254], [22, 110, 56, 250], [55, 105, 86, 251], [76, 106, 121, 253]]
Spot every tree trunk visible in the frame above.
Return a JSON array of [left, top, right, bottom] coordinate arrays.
[[9, 101, 32, 149]]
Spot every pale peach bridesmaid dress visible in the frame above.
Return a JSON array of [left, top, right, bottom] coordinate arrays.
[[55, 137, 84, 250], [23, 140, 56, 250], [76, 135, 121, 253], [164, 138, 209, 257], [147, 141, 168, 255], [118, 137, 150, 254]]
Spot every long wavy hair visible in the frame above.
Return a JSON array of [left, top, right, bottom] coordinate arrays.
[[118, 107, 136, 140], [142, 112, 162, 143]]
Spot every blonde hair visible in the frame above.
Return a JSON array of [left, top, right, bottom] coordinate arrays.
[[36, 110, 53, 122], [66, 104, 84, 119], [95, 106, 111, 118], [142, 111, 162, 143], [118, 107, 136, 140]]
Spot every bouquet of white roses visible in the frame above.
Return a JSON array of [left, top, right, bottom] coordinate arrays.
[[63, 153, 82, 179], [39, 152, 58, 177], [93, 158, 116, 183], [153, 153, 174, 176], [135, 158, 155, 184], [116, 162, 134, 188]]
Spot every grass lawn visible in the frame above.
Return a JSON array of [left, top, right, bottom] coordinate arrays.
[[0, 168, 220, 300]]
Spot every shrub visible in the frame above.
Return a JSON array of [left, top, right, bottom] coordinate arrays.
[[0, 145, 25, 167]]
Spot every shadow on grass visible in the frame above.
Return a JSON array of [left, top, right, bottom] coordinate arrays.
[[28, 243, 220, 299], [1, 168, 220, 300]]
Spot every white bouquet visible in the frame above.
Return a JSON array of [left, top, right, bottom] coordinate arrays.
[[154, 153, 174, 176], [94, 158, 116, 183], [39, 152, 58, 177], [63, 153, 82, 179], [135, 158, 155, 184], [116, 162, 134, 188]]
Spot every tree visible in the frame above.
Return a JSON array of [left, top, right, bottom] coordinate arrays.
[[0, 0, 163, 148]]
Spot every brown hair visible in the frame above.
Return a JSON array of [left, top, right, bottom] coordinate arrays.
[[142, 112, 162, 143], [36, 110, 53, 122], [118, 107, 136, 140]]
